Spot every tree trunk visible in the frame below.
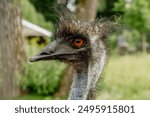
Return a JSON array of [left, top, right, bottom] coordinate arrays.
[[76, 0, 99, 22], [0, 0, 25, 99], [54, 0, 99, 99]]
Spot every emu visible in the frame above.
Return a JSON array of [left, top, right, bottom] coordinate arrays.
[[29, 11, 113, 100]]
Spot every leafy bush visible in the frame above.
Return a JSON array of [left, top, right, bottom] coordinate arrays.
[[21, 38, 66, 95], [21, 61, 66, 95]]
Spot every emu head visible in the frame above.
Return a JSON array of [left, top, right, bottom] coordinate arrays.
[[30, 11, 112, 100], [29, 17, 109, 64]]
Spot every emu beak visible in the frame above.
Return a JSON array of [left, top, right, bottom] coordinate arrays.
[[29, 41, 78, 62], [29, 41, 58, 62]]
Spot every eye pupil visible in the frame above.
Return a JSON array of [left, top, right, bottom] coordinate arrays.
[[74, 38, 84, 48], [75, 40, 81, 43]]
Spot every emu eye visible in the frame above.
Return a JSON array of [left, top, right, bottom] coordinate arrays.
[[73, 38, 85, 48]]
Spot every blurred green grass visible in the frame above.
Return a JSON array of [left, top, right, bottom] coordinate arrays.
[[97, 54, 150, 100]]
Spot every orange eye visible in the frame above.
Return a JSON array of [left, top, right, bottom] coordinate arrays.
[[73, 38, 84, 48]]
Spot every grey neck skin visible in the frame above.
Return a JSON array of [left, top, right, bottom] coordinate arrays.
[[68, 62, 89, 100], [68, 38, 106, 100]]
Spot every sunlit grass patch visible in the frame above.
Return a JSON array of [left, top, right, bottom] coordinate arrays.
[[97, 54, 150, 100]]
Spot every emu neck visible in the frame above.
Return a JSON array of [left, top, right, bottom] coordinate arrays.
[[68, 41, 106, 100], [68, 62, 88, 100]]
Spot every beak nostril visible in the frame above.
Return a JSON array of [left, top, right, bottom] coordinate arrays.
[[39, 45, 55, 55], [40, 52, 48, 55], [40, 52, 49, 55], [49, 51, 54, 54], [39, 49, 55, 55]]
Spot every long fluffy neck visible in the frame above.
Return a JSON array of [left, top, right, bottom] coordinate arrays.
[[68, 41, 106, 100]]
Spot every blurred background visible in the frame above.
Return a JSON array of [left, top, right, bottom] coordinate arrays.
[[0, 0, 150, 100]]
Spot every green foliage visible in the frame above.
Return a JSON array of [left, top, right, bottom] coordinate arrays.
[[97, 0, 120, 19], [16, 94, 54, 100], [21, 38, 66, 95], [21, 61, 66, 95], [30, 0, 58, 23], [114, 0, 150, 32], [108, 30, 141, 54], [108, 34, 118, 51], [13, 0, 53, 30], [111, 0, 150, 50], [97, 54, 150, 99], [122, 30, 140, 47]]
